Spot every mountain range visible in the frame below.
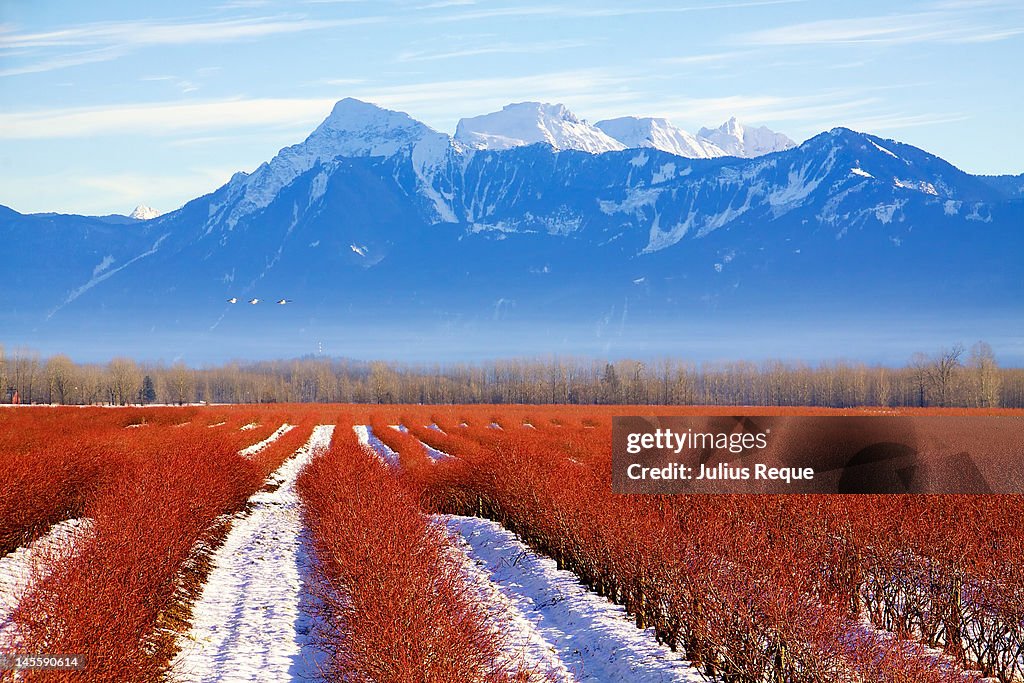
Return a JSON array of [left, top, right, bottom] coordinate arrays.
[[2, 99, 1021, 364]]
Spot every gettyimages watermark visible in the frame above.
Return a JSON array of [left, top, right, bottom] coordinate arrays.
[[612, 415, 1024, 494]]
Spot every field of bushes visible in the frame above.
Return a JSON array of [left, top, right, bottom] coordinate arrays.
[[0, 404, 1021, 682]]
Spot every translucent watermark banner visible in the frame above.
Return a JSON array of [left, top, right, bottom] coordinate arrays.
[[612, 415, 1024, 494]]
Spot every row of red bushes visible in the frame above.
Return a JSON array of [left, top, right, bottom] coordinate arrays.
[[3, 408, 313, 682], [296, 419, 523, 683], [400, 417, 989, 683], [408, 410, 1024, 681], [0, 406, 304, 557]]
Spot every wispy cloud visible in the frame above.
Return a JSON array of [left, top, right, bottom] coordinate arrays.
[[0, 97, 339, 139], [416, 0, 476, 8], [0, 166, 240, 216], [317, 77, 368, 86], [217, 0, 274, 8], [425, 0, 804, 22], [0, 15, 383, 50], [836, 112, 970, 133], [745, 10, 1024, 46], [0, 45, 126, 77], [0, 14, 386, 78], [140, 75, 201, 94], [397, 39, 586, 62], [659, 50, 759, 67], [75, 169, 240, 210]]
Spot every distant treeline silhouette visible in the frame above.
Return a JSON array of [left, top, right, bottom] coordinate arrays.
[[1, 342, 1020, 408]]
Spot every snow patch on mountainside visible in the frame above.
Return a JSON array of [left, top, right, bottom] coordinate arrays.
[[597, 116, 725, 159], [48, 233, 169, 320], [651, 162, 677, 184], [92, 255, 115, 276], [456, 102, 625, 153], [869, 139, 900, 159], [894, 178, 939, 196]]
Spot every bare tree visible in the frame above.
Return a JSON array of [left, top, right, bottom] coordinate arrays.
[[166, 362, 195, 405], [968, 341, 1001, 408], [875, 367, 892, 407], [12, 349, 40, 404], [909, 352, 932, 407], [46, 354, 77, 404], [107, 357, 142, 405], [928, 344, 965, 408]]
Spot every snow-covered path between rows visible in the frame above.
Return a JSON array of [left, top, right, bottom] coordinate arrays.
[[238, 422, 295, 457], [438, 515, 705, 683], [171, 425, 334, 683], [0, 518, 94, 643], [353, 424, 399, 467]]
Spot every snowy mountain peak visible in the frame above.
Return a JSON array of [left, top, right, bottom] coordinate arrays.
[[698, 118, 795, 158], [455, 102, 626, 153], [307, 97, 444, 159], [128, 204, 159, 220], [595, 116, 725, 159], [209, 98, 455, 230]]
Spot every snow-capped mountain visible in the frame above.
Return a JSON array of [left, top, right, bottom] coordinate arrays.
[[595, 116, 725, 159], [2, 98, 1020, 363], [455, 102, 625, 153], [128, 205, 160, 220], [209, 97, 457, 230], [698, 117, 795, 158]]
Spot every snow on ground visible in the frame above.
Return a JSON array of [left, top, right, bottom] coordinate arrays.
[[1, 518, 94, 641], [389, 424, 409, 433], [419, 438, 452, 463], [438, 515, 704, 683], [426, 423, 445, 433], [240, 422, 260, 431], [489, 422, 503, 430], [238, 423, 295, 458], [353, 425, 400, 467], [171, 425, 334, 683], [208, 421, 226, 428], [439, 518, 573, 682]]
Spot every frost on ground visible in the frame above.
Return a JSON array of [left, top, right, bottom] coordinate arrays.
[[353, 425, 399, 467], [171, 425, 335, 683], [0, 518, 94, 642], [238, 423, 295, 458], [438, 515, 704, 683]]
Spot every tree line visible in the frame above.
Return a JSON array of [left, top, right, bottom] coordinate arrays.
[[1, 342, 1020, 408]]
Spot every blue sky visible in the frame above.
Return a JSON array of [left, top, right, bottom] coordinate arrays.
[[1, 0, 1021, 216]]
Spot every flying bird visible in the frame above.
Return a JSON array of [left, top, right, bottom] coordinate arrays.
[[249, 298, 260, 304], [276, 299, 292, 305], [227, 297, 237, 304]]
